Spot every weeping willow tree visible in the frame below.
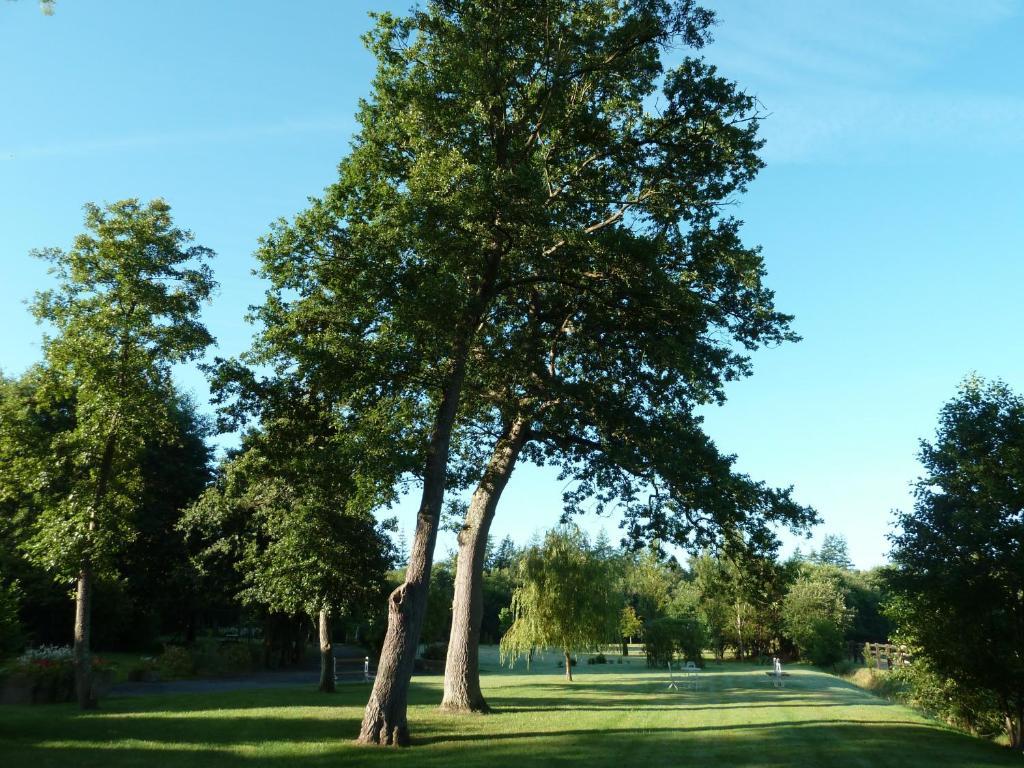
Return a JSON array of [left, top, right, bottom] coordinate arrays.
[[499, 526, 619, 681]]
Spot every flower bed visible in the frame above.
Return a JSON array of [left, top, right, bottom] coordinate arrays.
[[0, 645, 116, 704]]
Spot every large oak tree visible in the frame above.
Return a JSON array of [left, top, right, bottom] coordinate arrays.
[[254, 0, 805, 744]]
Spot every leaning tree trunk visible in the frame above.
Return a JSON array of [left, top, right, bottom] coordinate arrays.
[[73, 564, 96, 709], [357, 354, 470, 746], [564, 651, 573, 681], [441, 418, 530, 713], [319, 609, 335, 693]]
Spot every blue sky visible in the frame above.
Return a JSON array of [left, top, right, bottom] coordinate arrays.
[[2, 1, 1022, 568]]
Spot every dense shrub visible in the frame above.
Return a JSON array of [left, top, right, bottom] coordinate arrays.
[[214, 643, 252, 675], [895, 659, 1004, 737], [586, 653, 607, 665], [157, 645, 195, 678], [126, 656, 159, 682], [644, 617, 705, 668], [782, 574, 850, 666]]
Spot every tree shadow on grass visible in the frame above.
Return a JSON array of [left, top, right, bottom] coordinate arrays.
[[7, 719, 1019, 768], [5, 669, 1018, 768], [416, 718, 932, 744], [92, 679, 439, 715]]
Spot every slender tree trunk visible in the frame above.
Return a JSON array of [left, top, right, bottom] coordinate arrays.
[[74, 427, 117, 710], [621, 639, 628, 656], [73, 564, 96, 709], [564, 651, 573, 681], [357, 353, 470, 746], [441, 418, 530, 713], [319, 609, 335, 693], [735, 608, 745, 660]]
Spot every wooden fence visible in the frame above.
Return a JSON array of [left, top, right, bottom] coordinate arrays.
[[857, 642, 912, 670]]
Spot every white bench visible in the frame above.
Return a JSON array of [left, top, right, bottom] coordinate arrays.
[[667, 660, 700, 691]]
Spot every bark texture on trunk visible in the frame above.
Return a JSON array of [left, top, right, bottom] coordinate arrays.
[[440, 418, 530, 713], [73, 566, 96, 709], [358, 355, 469, 746], [319, 609, 335, 693], [564, 651, 573, 681]]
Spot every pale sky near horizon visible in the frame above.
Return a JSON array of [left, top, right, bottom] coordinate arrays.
[[2, 1, 1022, 569]]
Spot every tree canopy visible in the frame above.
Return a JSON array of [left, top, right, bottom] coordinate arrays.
[[244, 0, 810, 740], [887, 376, 1024, 749]]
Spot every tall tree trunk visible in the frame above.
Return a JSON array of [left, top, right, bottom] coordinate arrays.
[[319, 609, 335, 693], [74, 427, 117, 710], [564, 651, 573, 681], [441, 418, 530, 713], [357, 193, 503, 745], [73, 564, 96, 709], [357, 353, 469, 746]]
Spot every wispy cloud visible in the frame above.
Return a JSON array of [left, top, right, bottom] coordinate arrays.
[[0, 116, 356, 162], [704, 0, 1024, 163]]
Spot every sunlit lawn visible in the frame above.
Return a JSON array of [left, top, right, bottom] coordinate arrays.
[[1, 647, 1018, 768]]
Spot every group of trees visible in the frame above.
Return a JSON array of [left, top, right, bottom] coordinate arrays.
[[471, 526, 889, 679], [6, 0, 1024, 756], [1, 0, 827, 748]]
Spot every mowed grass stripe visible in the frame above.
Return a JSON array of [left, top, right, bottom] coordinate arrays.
[[0, 658, 1017, 767]]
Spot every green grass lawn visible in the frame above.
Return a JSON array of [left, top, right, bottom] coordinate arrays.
[[1, 648, 1018, 767]]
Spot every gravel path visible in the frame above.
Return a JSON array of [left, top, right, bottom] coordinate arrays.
[[110, 666, 369, 697]]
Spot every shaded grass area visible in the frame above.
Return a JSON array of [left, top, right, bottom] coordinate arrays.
[[2, 655, 1019, 768]]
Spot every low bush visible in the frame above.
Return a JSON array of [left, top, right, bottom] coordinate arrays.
[[894, 661, 1004, 738], [644, 617, 705, 668], [830, 659, 857, 676], [215, 643, 253, 675], [158, 645, 195, 679], [586, 653, 607, 665], [126, 657, 159, 682]]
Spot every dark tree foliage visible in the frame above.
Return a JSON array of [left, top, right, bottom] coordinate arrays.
[[114, 397, 213, 647], [841, 567, 890, 645], [887, 377, 1024, 749], [0, 370, 214, 650]]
